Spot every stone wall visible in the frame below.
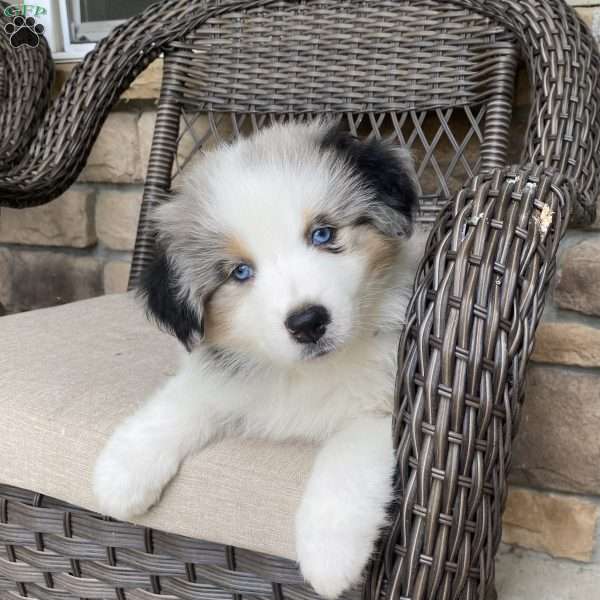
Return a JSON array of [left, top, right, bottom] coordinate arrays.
[[0, 0, 599, 580], [0, 106, 155, 312]]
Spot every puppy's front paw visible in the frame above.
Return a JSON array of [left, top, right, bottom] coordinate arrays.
[[93, 434, 176, 521], [295, 500, 380, 598]]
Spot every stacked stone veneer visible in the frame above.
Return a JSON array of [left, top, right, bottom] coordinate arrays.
[[0, 0, 599, 578], [0, 108, 151, 310]]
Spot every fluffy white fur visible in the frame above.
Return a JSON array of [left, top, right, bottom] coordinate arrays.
[[93, 120, 425, 598]]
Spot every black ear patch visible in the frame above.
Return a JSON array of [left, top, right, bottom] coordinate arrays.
[[320, 127, 419, 235], [138, 248, 202, 352]]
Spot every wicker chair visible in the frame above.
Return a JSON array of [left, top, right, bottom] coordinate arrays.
[[0, 1, 53, 315], [1, 1, 599, 600]]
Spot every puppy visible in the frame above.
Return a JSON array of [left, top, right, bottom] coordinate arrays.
[[93, 120, 424, 598]]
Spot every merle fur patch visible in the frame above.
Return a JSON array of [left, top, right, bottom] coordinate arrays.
[[138, 249, 202, 351], [320, 127, 419, 236]]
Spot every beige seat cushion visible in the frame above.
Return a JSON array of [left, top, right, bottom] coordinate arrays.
[[0, 293, 318, 560]]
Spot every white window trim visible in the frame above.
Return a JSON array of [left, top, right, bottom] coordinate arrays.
[[28, 0, 89, 61], [35, 0, 126, 62], [24, 0, 163, 63], [56, 0, 95, 60]]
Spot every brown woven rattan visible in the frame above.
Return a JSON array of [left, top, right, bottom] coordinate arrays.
[[0, 1, 53, 170], [1, 1, 599, 600], [0, 0, 53, 315]]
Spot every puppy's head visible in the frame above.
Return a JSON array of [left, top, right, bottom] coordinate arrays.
[[140, 121, 419, 364]]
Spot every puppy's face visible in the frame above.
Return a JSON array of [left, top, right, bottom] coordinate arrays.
[[141, 121, 418, 366]]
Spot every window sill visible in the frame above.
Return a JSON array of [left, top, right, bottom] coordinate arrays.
[[53, 58, 163, 101]]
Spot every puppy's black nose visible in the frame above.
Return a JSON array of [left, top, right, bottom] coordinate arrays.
[[285, 305, 330, 344]]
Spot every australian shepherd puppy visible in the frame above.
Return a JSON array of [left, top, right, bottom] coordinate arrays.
[[93, 120, 424, 598]]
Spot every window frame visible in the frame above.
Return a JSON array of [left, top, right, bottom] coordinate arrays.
[[56, 0, 95, 59], [43, 0, 153, 61]]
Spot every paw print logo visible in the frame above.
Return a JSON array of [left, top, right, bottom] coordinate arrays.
[[4, 16, 44, 48]]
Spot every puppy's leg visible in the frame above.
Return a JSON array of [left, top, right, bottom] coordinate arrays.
[[93, 365, 223, 520], [295, 416, 394, 599]]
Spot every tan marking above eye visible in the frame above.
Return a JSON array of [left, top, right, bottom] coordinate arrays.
[[225, 235, 253, 265], [224, 237, 255, 279], [303, 209, 317, 240]]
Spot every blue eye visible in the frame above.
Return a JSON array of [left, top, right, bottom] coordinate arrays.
[[311, 227, 335, 246], [231, 263, 254, 282]]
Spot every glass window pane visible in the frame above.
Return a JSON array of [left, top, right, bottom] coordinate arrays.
[[70, 0, 161, 43], [80, 0, 158, 22]]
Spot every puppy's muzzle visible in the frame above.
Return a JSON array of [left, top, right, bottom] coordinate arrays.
[[285, 305, 330, 344]]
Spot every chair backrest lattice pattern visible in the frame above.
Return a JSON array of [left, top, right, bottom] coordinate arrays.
[[131, 0, 519, 285], [171, 106, 491, 224]]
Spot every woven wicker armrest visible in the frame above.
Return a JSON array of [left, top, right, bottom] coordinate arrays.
[[0, 0, 276, 207], [364, 163, 569, 599], [0, 1, 53, 172], [362, 2, 600, 596]]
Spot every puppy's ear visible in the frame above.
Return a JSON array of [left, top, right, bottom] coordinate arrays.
[[138, 248, 203, 352], [321, 127, 419, 236]]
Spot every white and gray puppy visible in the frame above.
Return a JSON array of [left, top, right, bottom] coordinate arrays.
[[93, 120, 424, 598]]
